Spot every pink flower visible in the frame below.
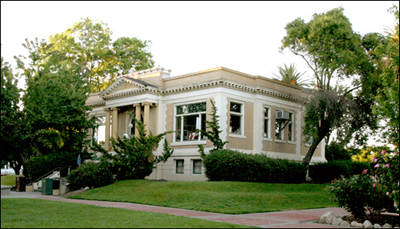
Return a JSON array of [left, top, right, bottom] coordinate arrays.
[[381, 151, 386, 154], [374, 164, 380, 168], [395, 152, 398, 155], [373, 158, 378, 163], [363, 169, 368, 174], [373, 184, 376, 188], [385, 164, 390, 168], [372, 156, 375, 161], [386, 192, 390, 196]]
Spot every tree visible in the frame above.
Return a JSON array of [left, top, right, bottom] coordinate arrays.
[[372, 6, 399, 149], [272, 63, 309, 87], [280, 7, 378, 166], [16, 17, 154, 93], [0, 53, 29, 175], [15, 40, 97, 179], [197, 99, 228, 157], [92, 115, 173, 180]]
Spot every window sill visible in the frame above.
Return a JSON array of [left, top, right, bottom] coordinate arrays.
[[288, 141, 296, 145], [263, 138, 273, 142], [171, 140, 207, 146], [275, 139, 286, 143], [229, 134, 246, 139]]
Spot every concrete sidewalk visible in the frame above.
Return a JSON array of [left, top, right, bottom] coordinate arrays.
[[2, 190, 348, 228]]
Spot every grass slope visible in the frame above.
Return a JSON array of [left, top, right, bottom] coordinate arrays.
[[69, 180, 337, 214], [1, 175, 22, 186], [1, 198, 249, 228]]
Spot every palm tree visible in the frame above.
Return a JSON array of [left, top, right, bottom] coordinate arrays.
[[272, 63, 309, 87]]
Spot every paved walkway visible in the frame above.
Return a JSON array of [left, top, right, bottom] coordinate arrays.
[[2, 191, 349, 228]]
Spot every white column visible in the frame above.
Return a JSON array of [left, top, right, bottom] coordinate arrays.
[[104, 108, 111, 151], [143, 102, 152, 136], [112, 107, 119, 140], [134, 103, 141, 138]]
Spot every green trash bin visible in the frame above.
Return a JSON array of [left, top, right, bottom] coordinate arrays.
[[41, 178, 53, 195]]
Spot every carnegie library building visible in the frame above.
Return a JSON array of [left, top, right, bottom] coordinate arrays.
[[85, 66, 326, 181]]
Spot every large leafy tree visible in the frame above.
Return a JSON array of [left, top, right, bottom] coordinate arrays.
[[0, 53, 30, 175], [280, 7, 379, 166], [15, 40, 97, 179], [372, 6, 399, 149], [272, 63, 309, 87], [17, 17, 154, 93]]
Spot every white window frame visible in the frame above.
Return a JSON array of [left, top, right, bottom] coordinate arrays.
[[263, 107, 271, 139], [173, 101, 207, 144], [192, 159, 202, 174], [229, 101, 244, 136], [175, 159, 184, 174], [288, 112, 294, 142]]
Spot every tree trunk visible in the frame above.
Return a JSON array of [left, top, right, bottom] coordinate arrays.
[[302, 123, 330, 166]]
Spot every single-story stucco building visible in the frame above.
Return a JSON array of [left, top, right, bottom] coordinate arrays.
[[85, 66, 325, 181]]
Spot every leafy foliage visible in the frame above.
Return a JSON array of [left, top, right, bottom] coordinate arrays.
[[15, 39, 97, 178], [272, 63, 309, 87], [1, 54, 30, 175], [351, 145, 392, 163], [325, 142, 352, 161], [197, 99, 228, 157], [281, 7, 379, 165], [67, 159, 115, 191], [44, 17, 154, 92], [370, 6, 399, 148], [308, 160, 370, 183], [92, 114, 173, 180], [202, 149, 306, 183], [329, 151, 399, 218]]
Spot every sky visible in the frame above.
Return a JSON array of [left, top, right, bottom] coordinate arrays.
[[1, 1, 399, 90], [1, 1, 398, 147]]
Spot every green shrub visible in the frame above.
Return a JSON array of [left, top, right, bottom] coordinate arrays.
[[325, 142, 352, 161], [329, 174, 393, 218], [329, 151, 399, 218], [92, 115, 173, 181], [67, 160, 115, 191], [203, 149, 306, 183], [309, 160, 370, 183]]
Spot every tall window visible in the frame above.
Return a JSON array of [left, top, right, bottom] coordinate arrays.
[[176, 160, 184, 174], [175, 102, 206, 142], [288, 112, 294, 142], [275, 109, 283, 140], [230, 102, 243, 135], [193, 160, 202, 174], [264, 107, 270, 138]]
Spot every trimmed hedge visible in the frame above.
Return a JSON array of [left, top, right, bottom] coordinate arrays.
[[67, 160, 115, 191], [202, 149, 307, 183], [309, 160, 370, 183]]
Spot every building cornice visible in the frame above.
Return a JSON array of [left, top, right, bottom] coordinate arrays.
[[96, 79, 309, 105]]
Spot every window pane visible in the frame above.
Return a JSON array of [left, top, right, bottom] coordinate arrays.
[[177, 102, 206, 115], [201, 113, 206, 140], [193, 160, 202, 174], [176, 160, 184, 174], [183, 115, 198, 141], [288, 123, 293, 141], [230, 102, 241, 113], [264, 108, 269, 117], [264, 119, 269, 138], [230, 114, 241, 134], [275, 122, 282, 140], [175, 116, 181, 141]]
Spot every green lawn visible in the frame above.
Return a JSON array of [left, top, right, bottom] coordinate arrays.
[[1, 198, 249, 228], [69, 180, 337, 214], [1, 175, 22, 186]]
